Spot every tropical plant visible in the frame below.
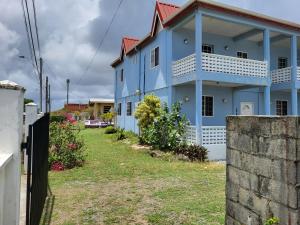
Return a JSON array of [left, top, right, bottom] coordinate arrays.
[[134, 94, 161, 131], [49, 122, 86, 170], [142, 102, 188, 150], [115, 128, 126, 141], [105, 126, 117, 134], [101, 112, 116, 123]]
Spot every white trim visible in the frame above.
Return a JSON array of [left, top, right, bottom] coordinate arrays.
[[202, 95, 214, 117]]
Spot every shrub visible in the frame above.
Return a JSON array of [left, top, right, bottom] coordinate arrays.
[[134, 94, 161, 131], [105, 126, 117, 134], [173, 144, 208, 162], [142, 102, 188, 150], [50, 115, 65, 123], [101, 112, 116, 123], [115, 128, 126, 141], [49, 122, 85, 170]]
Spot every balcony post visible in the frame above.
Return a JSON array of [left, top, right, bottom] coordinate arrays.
[[167, 30, 173, 108], [291, 35, 298, 115], [195, 10, 202, 144], [263, 29, 271, 115]]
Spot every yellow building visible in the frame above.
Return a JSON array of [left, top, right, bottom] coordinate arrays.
[[89, 98, 114, 119]]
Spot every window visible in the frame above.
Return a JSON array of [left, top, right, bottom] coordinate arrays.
[[117, 103, 122, 115], [151, 47, 159, 68], [202, 96, 213, 117], [276, 100, 287, 116], [278, 57, 288, 69], [202, 44, 214, 53], [103, 106, 111, 114], [237, 51, 248, 59], [120, 69, 124, 82], [126, 102, 132, 116]]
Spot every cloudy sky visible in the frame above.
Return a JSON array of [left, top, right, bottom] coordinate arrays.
[[1, 0, 300, 110]]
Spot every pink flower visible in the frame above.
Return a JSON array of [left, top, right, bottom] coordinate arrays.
[[67, 143, 77, 150], [51, 162, 64, 171]]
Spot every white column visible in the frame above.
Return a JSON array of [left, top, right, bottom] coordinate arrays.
[[24, 103, 38, 173], [291, 35, 298, 115], [0, 80, 24, 225]]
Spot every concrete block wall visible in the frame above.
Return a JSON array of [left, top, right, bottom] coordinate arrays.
[[226, 116, 300, 225]]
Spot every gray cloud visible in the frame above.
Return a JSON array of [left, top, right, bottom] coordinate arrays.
[[1, 0, 300, 110]]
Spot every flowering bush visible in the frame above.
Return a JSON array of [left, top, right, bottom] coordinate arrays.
[[49, 122, 85, 170]]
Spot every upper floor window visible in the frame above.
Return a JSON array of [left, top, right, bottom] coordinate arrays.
[[117, 103, 122, 115], [151, 47, 159, 68], [202, 44, 214, 54], [126, 102, 132, 116], [237, 51, 248, 59], [278, 57, 288, 69], [276, 100, 287, 116], [202, 96, 213, 117], [120, 69, 124, 82]]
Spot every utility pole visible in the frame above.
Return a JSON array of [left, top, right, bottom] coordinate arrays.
[[45, 76, 48, 113], [48, 84, 51, 113], [39, 57, 43, 112], [66, 78, 70, 105]]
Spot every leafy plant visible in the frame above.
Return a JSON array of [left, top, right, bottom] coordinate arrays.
[[173, 144, 208, 162], [264, 217, 279, 225], [50, 115, 65, 123], [49, 122, 86, 170], [134, 94, 161, 131], [142, 102, 188, 150], [101, 112, 116, 123], [105, 126, 117, 134], [115, 128, 126, 141]]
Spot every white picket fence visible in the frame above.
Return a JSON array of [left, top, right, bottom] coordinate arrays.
[[172, 53, 268, 78], [271, 67, 300, 83]]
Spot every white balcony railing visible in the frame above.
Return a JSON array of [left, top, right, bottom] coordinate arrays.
[[172, 53, 268, 78], [185, 125, 226, 145], [271, 67, 300, 84]]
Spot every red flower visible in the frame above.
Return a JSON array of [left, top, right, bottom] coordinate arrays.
[[67, 143, 77, 150], [51, 162, 65, 171]]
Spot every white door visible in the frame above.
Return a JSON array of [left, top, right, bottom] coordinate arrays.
[[240, 102, 254, 115]]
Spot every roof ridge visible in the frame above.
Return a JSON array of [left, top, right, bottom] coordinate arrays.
[[123, 36, 139, 41], [157, 1, 180, 9]]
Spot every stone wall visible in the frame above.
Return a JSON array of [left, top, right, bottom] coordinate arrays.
[[226, 116, 300, 225]]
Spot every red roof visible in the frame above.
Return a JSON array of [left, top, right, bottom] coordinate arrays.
[[122, 37, 139, 54], [156, 1, 180, 23]]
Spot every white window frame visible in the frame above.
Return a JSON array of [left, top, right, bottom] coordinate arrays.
[[275, 99, 288, 116], [150, 46, 159, 69], [202, 95, 214, 117], [237, 51, 248, 59]]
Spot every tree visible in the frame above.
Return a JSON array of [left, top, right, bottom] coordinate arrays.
[[101, 112, 116, 123], [134, 94, 161, 130]]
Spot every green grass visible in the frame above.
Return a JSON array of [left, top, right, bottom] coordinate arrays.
[[47, 128, 225, 225]]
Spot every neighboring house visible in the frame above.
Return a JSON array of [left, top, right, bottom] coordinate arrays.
[[111, 0, 300, 160], [64, 103, 88, 112], [89, 98, 114, 119]]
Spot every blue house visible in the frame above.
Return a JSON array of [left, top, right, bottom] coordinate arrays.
[[111, 0, 300, 160]]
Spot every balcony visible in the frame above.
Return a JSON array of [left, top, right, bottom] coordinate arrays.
[[271, 67, 300, 84], [172, 53, 268, 79]]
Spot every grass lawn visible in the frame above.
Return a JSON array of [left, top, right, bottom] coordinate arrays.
[[47, 128, 225, 225]]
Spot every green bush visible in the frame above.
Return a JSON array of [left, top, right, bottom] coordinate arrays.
[[134, 94, 161, 131], [50, 115, 65, 123], [49, 122, 85, 170], [105, 126, 117, 134], [173, 144, 208, 162], [141, 102, 188, 150], [115, 128, 126, 141]]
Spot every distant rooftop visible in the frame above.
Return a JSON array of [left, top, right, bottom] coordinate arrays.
[[0, 80, 25, 91], [89, 98, 114, 104]]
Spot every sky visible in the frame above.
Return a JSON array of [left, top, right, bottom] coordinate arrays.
[[1, 0, 300, 110]]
